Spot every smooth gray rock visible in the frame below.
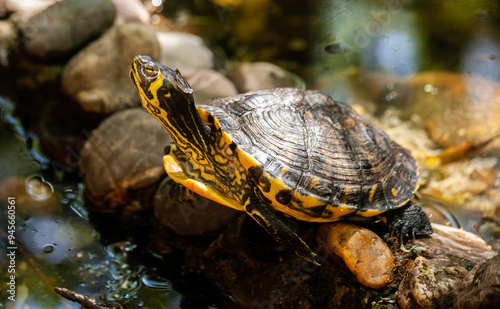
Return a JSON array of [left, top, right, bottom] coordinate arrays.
[[79, 108, 171, 208], [19, 0, 116, 61], [62, 23, 160, 115], [157, 32, 216, 74]]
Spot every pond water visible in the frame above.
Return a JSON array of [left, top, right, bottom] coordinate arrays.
[[1, 0, 499, 308]]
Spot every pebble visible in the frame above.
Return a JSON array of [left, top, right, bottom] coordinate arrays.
[[228, 62, 297, 92], [19, 0, 116, 61], [79, 108, 170, 208], [317, 222, 394, 289], [62, 23, 160, 115]]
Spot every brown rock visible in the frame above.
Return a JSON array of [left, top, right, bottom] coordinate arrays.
[[317, 222, 394, 289], [79, 108, 170, 208], [454, 255, 500, 309], [62, 23, 160, 115], [396, 256, 468, 309]]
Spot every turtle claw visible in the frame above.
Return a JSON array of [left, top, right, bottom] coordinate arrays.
[[386, 201, 433, 244]]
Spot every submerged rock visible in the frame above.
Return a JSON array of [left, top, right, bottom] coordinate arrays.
[[62, 23, 160, 115], [79, 108, 170, 208], [317, 222, 394, 289], [19, 0, 116, 61]]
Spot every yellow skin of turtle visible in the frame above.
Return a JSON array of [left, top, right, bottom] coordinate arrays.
[[130, 55, 431, 265]]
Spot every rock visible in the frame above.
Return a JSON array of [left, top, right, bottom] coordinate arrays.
[[79, 108, 170, 208], [35, 97, 95, 168], [153, 177, 240, 237], [317, 222, 395, 289], [157, 32, 216, 74], [0, 20, 15, 66], [396, 256, 468, 309], [412, 223, 496, 264], [62, 23, 160, 115], [110, 0, 151, 25], [19, 0, 116, 61], [228, 62, 297, 92], [183, 69, 238, 103], [454, 255, 500, 309], [1, 0, 59, 24]]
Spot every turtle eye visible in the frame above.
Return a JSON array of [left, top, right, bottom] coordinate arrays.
[[142, 65, 158, 78]]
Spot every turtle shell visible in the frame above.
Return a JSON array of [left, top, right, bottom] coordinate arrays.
[[199, 88, 419, 222]]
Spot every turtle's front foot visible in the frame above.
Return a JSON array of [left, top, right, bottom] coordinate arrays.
[[385, 201, 433, 243], [245, 190, 320, 266]]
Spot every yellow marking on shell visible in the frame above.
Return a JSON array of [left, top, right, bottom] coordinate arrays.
[[310, 176, 320, 186], [368, 184, 378, 202], [163, 154, 243, 211], [343, 186, 350, 205], [197, 107, 213, 125], [356, 208, 388, 218], [391, 188, 398, 197]]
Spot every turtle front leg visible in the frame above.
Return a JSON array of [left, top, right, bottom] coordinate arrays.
[[243, 188, 319, 265], [385, 201, 433, 242]]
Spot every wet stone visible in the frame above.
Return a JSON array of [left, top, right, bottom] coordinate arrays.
[[396, 256, 468, 309], [317, 222, 394, 289], [19, 0, 116, 61], [153, 177, 240, 237], [79, 108, 170, 208], [62, 22, 160, 115], [228, 62, 297, 93], [454, 255, 500, 309]]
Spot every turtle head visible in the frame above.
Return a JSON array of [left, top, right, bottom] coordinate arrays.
[[130, 55, 193, 116], [130, 55, 210, 153]]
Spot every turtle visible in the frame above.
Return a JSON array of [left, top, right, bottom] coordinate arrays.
[[130, 55, 433, 265]]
